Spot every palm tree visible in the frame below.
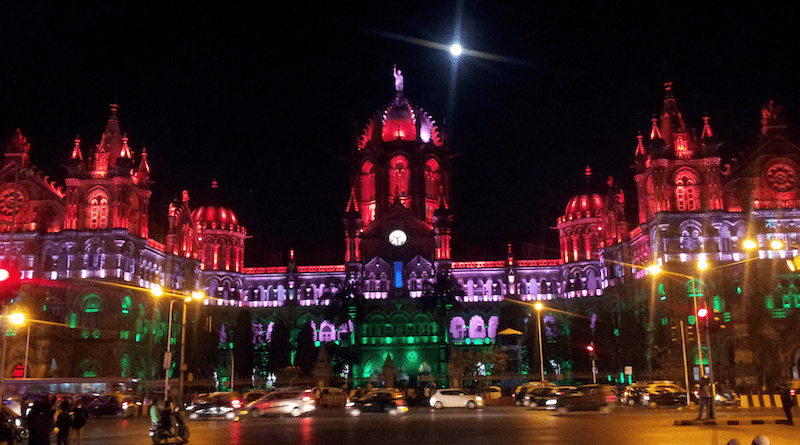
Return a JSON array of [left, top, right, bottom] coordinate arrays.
[[421, 268, 463, 344]]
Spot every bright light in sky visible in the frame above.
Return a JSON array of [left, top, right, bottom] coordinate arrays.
[[449, 43, 463, 57]]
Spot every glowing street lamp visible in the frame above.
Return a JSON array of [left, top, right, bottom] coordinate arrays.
[[534, 302, 545, 382], [770, 239, 785, 251], [742, 239, 758, 251], [449, 43, 463, 57], [0, 311, 25, 401]]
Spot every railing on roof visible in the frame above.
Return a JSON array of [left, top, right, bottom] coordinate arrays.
[[146, 239, 165, 252], [451, 261, 505, 269], [242, 266, 288, 274], [517, 259, 563, 267], [296, 265, 345, 273]]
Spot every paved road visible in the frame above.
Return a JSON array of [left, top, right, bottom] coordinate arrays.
[[72, 406, 797, 445]]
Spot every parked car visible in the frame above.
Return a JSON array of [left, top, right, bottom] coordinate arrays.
[[482, 386, 502, 400], [186, 396, 238, 420], [621, 381, 675, 405], [243, 388, 316, 417], [345, 390, 408, 416], [86, 394, 137, 417], [429, 389, 483, 409], [548, 384, 615, 413]]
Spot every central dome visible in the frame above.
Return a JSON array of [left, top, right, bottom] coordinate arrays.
[[564, 193, 605, 220], [192, 206, 239, 226]]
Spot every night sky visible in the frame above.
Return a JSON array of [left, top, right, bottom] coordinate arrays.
[[1, 2, 798, 266]]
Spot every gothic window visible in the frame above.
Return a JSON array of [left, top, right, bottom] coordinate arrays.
[[360, 161, 376, 224], [86, 190, 109, 229], [81, 294, 103, 328], [674, 171, 699, 211], [389, 155, 410, 208], [424, 158, 441, 223], [468, 316, 485, 339], [450, 317, 466, 339], [319, 324, 335, 342]]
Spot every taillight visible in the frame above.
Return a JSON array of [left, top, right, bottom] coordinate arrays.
[[231, 399, 242, 409], [395, 399, 405, 406], [302, 396, 311, 402], [122, 402, 129, 410], [791, 390, 797, 397]]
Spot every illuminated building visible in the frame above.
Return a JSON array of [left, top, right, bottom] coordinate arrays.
[[1, 73, 799, 391]]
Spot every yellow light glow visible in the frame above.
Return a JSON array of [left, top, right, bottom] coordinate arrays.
[[770, 239, 785, 250], [697, 260, 709, 271], [787, 259, 796, 272], [9, 312, 25, 326], [192, 291, 206, 300], [150, 284, 163, 297], [742, 239, 757, 250], [648, 265, 662, 275], [534, 302, 543, 311]]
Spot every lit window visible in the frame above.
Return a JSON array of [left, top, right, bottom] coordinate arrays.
[[86, 191, 109, 229]]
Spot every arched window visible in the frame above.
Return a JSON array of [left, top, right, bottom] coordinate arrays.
[[86, 190, 109, 229], [360, 161, 376, 224], [389, 155, 410, 208], [78, 359, 98, 378], [424, 158, 441, 223], [449, 317, 466, 339], [675, 171, 700, 211], [121, 295, 132, 314]]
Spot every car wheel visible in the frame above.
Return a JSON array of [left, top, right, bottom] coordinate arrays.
[[290, 407, 302, 417], [515, 400, 522, 406], [627, 399, 635, 406], [250, 408, 261, 418], [434, 401, 444, 409], [556, 407, 569, 415], [388, 408, 398, 415], [467, 401, 476, 409], [226, 411, 236, 420], [189, 412, 199, 420], [349, 408, 361, 416], [649, 402, 657, 408]]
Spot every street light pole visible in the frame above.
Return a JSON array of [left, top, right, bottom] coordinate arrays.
[[534, 302, 545, 382], [23, 323, 30, 378]]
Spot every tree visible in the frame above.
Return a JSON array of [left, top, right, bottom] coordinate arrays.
[[295, 322, 317, 374], [323, 280, 364, 329], [447, 346, 509, 387], [266, 321, 291, 373], [233, 309, 254, 381], [421, 268, 463, 344]]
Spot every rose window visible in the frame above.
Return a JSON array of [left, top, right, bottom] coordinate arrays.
[[766, 164, 796, 192]]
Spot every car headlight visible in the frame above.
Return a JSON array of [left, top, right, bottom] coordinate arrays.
[[475, 396, 483, 402], [545, 399, 557, 406], [14, 419, 21, 427], [643, 394, 649, 401]]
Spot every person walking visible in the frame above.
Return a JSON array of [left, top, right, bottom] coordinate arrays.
[[70, 404, 88, 445], [28, 400, 54, 445], [697, 375, 713, 420], [778, 382, 795, 425], [54, 400, 72, 445]]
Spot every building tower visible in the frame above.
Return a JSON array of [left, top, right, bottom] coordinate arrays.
[[347, 66, 453, 273], [63, 104, 151, 237]]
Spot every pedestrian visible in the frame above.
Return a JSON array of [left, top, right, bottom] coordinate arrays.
[[55, 400, 72, 445], [778, 381, 795, 425], [28, 400, 54, 445], [70, 404, 88, 445], [751, 435, 770, 445], [697, 375, 713, 420]]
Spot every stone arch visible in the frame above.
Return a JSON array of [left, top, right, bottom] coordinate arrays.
[[450, 316, 466, 339], [468, 315, 485, 339]]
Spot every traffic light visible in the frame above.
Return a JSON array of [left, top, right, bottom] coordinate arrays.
[[697, 308, 708, 318], [586, 344, 594, 353]]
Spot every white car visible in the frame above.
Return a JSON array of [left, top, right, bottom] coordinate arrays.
[[429, 389, 483, 409]]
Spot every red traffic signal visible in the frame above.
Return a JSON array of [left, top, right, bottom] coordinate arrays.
[[0, 268, 9, 282], [697, 308, 708, 318], [586, 345, 595, 352]]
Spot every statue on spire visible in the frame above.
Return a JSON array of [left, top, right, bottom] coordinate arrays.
[[393, 64, 404, 92]]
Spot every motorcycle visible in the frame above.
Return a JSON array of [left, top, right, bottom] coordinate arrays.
[[149, 411, 189, 444]]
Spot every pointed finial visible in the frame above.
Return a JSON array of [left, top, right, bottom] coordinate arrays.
[[635, 132, 646, 155], [110, 103, 119, 119], [650, 115, 662, 140], [212, 179, 219, 189], [71, 135, 83, 160], [346, 187, 360, 213], [120, 133, 132, 158], [585, 166, 592, 177], [392, 64, 404, 93], [702, 114, 713, 139]]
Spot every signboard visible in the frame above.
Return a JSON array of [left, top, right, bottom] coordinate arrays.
[[624, 366, 633, 375]]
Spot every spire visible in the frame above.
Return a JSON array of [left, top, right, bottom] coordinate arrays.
[[634, 132, 646, 156], [650, 115, 662, 140], [120, 133, 132, 158], [71, 135, 83, 160], [584, 165, 592, 190], [98, 103, 123, 155], [701, 115, 713, 139], [133, 147, 150, 184], [659, 82, 686, 147]]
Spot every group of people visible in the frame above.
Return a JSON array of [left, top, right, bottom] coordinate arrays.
[[24, 396, 88, 445]]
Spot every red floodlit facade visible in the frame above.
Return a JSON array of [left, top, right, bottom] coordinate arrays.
[[3, 70, 800, 391]]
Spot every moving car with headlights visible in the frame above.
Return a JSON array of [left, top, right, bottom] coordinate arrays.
[[524, 386, 578, 408], [186, 395, 239, 420], [86, 393, 138, 417], [514, 381, 555, 406], [548, 384, 615, 413], [642, 383, 687, 407], [346, 390, 408, 416], [429, 389, 483, 409], [243, 388, 316, 417]]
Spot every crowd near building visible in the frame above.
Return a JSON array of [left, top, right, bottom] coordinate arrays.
[[1, 68, 799, 396]]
